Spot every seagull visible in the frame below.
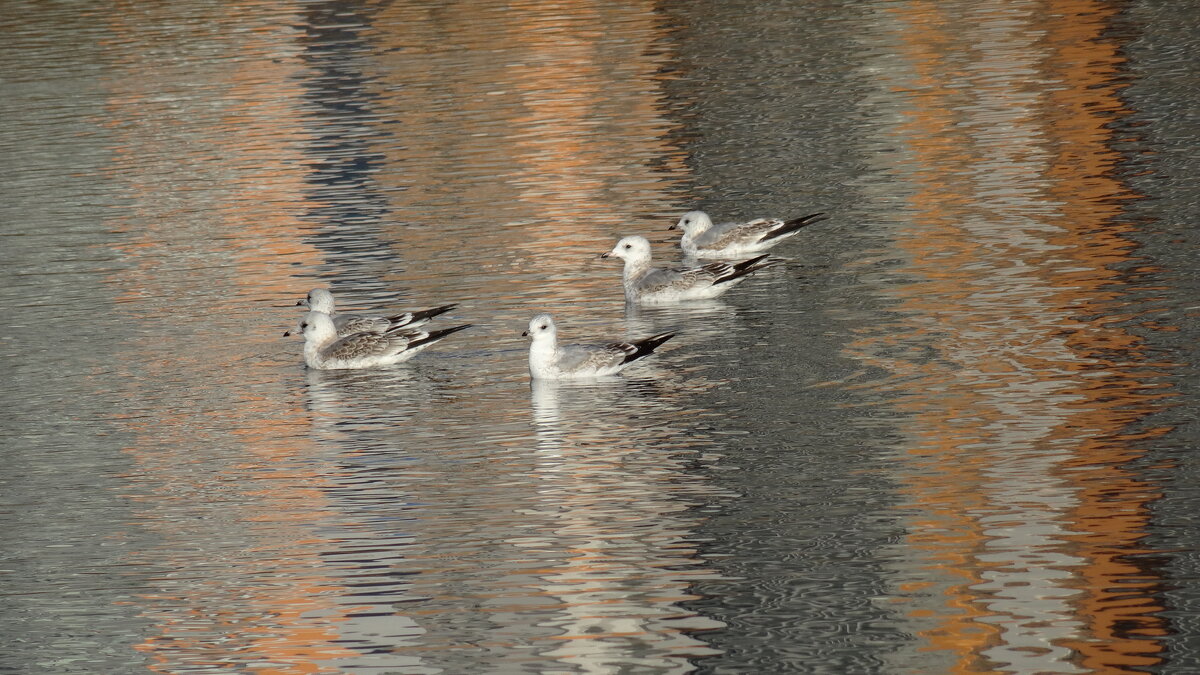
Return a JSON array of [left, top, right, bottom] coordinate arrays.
[[294, 288, 457, 337], [669, 211, 827, 258], [298, 311, 471, 370], [601, 235, 777, 303], [522, 314, 675, 380]]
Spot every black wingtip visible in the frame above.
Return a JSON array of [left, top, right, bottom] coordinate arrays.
[[623, 331, 677, 364], [403, 323, 472, 350], [758, 212, 829, 243], [712, 254, 777, 285], [384, 303, 458, 325], [430, 323, 473, 339], [410, 303, 459, 323], [739, 253, 773, 268]]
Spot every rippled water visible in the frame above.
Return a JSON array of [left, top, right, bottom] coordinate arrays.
[[2, 0, 1199, 673]]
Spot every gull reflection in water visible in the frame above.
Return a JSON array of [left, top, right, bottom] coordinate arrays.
[[299, 366, 444, 674], [622, 297, 736, 341], [303, 365, 433, 435], [525, 377, 726, 673]]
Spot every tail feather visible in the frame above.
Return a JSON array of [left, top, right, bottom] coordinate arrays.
[[623, 332, 676, 364], [386, 305, 456, 326], [713, 254, 776, 285], [404, 323, 473, 349], [758, 212, 828, 243]]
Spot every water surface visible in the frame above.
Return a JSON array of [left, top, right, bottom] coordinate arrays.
[[2, 0, 1199, 673]]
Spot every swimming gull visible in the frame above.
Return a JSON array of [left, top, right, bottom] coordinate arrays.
[[669, 211, 827, 258], [601, 235, 777, 303], [298, 311, 471, 370], [295, 288, 457, 337], [522, 313, 675, 380]]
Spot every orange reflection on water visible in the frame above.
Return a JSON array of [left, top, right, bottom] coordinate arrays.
[[367, 0, 689, 310], [849, 0, 1171, 672], [97, 3, 363, 672], [96, 0, 708, 670]]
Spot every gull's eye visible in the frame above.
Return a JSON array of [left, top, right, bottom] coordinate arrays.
[[624, 243, 632, 249], [684, 219, 691, 225], [540, 324, 548, 330]]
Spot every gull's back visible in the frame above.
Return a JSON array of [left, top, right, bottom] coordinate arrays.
[[633, 266, 694, 293], [696, 218, 776, 249], [332, 313, 390, 335], [554, 344, 619, 374]]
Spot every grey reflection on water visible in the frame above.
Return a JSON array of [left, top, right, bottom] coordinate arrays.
[[525, 379, 728, 671], [286, 367, 732, 673], [298, 0, 402, 294]]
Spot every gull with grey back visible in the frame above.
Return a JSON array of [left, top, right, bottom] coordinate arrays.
[[602, 235, 777, 304], [523, 313, 675, 379], [296, 288, 457, 337], [669, 210, 828, 258], [298, 311, 471, 370]]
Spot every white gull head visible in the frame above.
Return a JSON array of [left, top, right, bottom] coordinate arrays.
[[523, 313, 559, 378], [604, 235, 653, 269], [523, 313, 557, 342], [302, 288, 336, 314], [299, 311, 339, 368], [670, 210, 713, 238]]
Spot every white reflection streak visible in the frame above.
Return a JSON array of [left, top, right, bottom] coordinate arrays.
[[524, 380, 720, 673], [530, 379, 566, 457], [976, 474, 1085, 673], [302, 369, 434, 674], [954, 4, 1088, 667]]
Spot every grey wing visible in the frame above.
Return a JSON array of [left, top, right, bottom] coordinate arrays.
[[636, 267, 714, 294], [702, 219, 779, 248], [555, 344, 628, 373], [322, 330, 411, 360], [336, 315, 390, 335]]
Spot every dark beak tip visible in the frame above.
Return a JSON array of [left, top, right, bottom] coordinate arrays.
[[282, 331, 291, 336], [521, 330, 529, 336], [599, 253, 610, 259]]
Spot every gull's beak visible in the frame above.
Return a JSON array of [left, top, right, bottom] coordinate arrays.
[[521, 330, 529, 337], [667, 223, 678, 230], [282, 330, 292, 337]]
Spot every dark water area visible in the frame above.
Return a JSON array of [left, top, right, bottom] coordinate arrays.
[[1, 0, 1198, 673]]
